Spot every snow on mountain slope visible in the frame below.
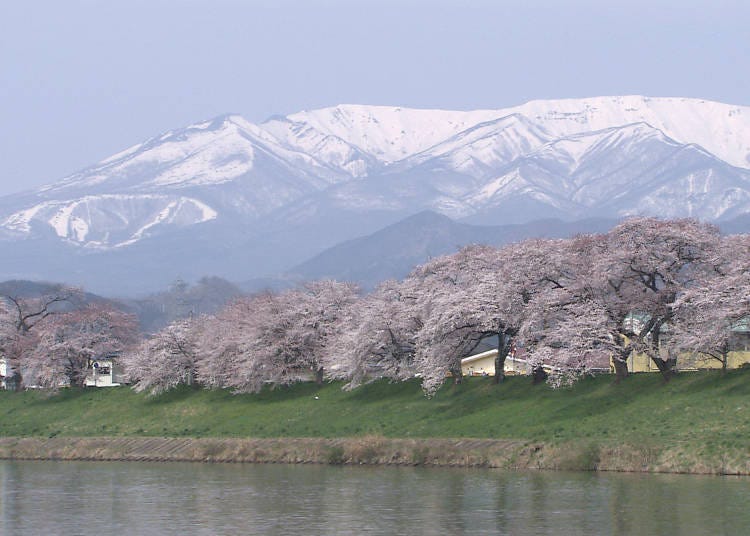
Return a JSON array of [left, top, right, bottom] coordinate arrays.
[[398, 113, 552, 177], [10, 115, 365, 246], [463, 122, 750, 222], [4, 96, 750, 252], [267, 104, 506, 164], [258, 113, 378, 177], [2, 194, 217, 247], [265, 97, 750, 170], [275, 121, 746, 224], [40, 114, 347, 197], [503, 96, 750, 169], [608, 144, 750, 220]]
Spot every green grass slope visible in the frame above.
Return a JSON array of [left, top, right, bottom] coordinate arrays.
[[1, 370, 749, 451]]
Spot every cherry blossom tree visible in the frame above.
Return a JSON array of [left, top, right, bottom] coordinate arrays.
[[194, 294, 269, 391], [0, 301, 30, 389], [671, 234, 750, 372], [123, 318, 200, 394], [520, 232, 637, 383], [498, 237, 587, 384], [0, 301, 16, 354], [409, 245, 512, 394], [604, 218, 722, 380], [197, 281, 360, 394], [2, 287, 81, 334], [406, 238, 575, 394], [334, 279, 423, 388], [521, 218, 724, 383], [0, 286, 82, 389], [509, 234, 590, 384], [276, 280, 360, 385], [521, 291, 621, 387], [24, 304, 138, 389]]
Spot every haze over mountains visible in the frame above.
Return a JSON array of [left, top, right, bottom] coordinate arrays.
[[291, 211, 619, 289], [2, 96, 750, 295]]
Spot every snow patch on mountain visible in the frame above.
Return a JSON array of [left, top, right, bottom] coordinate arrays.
[[276, 104, 505, 163], [458, 121, 750, 222], [2, 195, 217, 248], [2, 202, 53, 233], [505, 96, 750, 169], [148, 129, 256, 188], [400, 114, 552, 177], [117, 197, 217, 247], [37, 115, 348, 198]]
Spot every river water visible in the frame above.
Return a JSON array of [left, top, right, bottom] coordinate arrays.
[[1, 460, 748, 535]]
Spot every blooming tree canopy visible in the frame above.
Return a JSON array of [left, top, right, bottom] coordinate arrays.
[[25, 304, 138, 388]]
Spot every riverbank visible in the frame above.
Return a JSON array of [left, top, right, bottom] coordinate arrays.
[[1, 370, 749, 474], [0, 435, 747, 474]]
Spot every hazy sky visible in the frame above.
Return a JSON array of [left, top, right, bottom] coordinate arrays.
[[1, 0, 748, 196]]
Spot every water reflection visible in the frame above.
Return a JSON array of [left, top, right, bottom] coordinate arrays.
[[1, 460, 748, 535]]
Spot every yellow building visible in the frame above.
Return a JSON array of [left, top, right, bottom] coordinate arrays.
[[463, 345, 750, 377], [624, 350, 750, 373], [620, 314, 750, 372]]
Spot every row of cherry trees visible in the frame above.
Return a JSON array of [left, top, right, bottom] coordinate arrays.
[[122, 218, 750, 395], [2, 218, 748, 395]]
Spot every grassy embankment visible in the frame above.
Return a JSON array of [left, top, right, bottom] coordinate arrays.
[[1, 370, 749, 473]]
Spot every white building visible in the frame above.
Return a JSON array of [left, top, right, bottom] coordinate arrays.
[[0, 356, 7, 389], [85, 356, 127, 387]]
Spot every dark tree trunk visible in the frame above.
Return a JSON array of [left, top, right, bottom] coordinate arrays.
[[612, 345, 631, 384], [493, 331, 514, 384], [493, 354, 507, 384], [315, 366, 325, 385], [70, 367, 87, 389], [6, 354, 24, 391], [612, 358, 629, 384], [9, 371, 22, 392], [640, 320, 676, 382], [452, 366, 463, 385], [531, 366, 548, 385], [67, 356, 89, 389], [649, 355, 677, 382]]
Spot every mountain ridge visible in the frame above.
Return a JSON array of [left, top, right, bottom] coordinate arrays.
[[2, 95, 750, 294], [289, 210, 620, 288]]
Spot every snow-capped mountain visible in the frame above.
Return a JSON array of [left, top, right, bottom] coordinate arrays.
[[462, 122, 750, 223], [2, 95, 750, 293]]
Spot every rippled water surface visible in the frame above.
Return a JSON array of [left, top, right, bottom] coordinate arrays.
[[1, 460, 749, 535]]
